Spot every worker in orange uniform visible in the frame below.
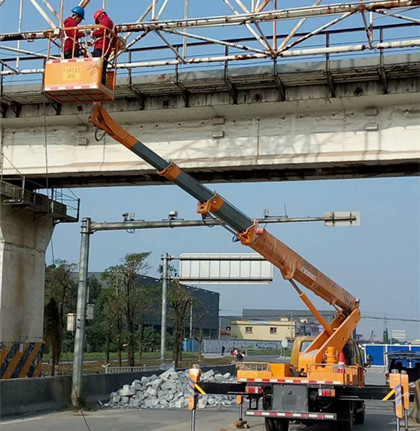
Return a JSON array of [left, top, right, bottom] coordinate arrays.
[[63, 6, 85, 59], [92, 9, 115, 85]]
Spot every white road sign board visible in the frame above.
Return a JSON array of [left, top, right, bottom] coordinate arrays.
[[179, 253, 273, 284]]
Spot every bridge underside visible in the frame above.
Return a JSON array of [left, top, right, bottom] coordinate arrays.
[[1, 54, 420, 189], [19, 161, 418, 189]]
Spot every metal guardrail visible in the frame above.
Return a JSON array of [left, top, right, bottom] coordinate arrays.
[[104, 362, 175, 374]]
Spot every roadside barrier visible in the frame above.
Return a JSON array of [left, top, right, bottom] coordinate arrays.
[[384, 370, 410, 431], [0, 342, 43, 379], [189, 365, 202, 431], [411, 379, 420, 424]]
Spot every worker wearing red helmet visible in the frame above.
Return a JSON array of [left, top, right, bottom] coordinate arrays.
[[63, 6, 85, 59], [92, 10, 115, 85]]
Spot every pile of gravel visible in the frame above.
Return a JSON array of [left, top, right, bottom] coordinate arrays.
[[105, 368, 237, 409]]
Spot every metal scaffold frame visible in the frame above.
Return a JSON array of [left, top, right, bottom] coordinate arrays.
[[0, 0, 419, 77]]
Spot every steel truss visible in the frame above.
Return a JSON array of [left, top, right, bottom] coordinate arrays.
[[0, 0, 419, 77]]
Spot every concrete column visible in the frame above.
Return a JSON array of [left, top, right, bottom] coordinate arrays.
[[0, 199, 54, 377]]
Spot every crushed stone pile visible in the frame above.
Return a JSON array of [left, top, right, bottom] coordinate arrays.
[[105, 368, 237, 409]]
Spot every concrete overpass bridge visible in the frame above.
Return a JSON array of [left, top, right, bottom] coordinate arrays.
[[0, 0, 419, 380], [2, 54, 420, 188]]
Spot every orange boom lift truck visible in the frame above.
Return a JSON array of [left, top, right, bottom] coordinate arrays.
[[85, 103, 390, 431], [43, 55, 389, 431]]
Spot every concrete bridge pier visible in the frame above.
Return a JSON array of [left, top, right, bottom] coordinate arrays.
[[0, 182, 78, 378]]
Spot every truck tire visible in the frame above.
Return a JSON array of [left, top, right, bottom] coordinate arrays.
[[354, 401, 365, 424], [277, 419, 289, 431], [338, 410, 354, 431], [264, 418, 289, 431], [330, 402, 355, 431], [329, 417, 354, 431], [264, 418, 277, 431], [354, 410, 364, 425]]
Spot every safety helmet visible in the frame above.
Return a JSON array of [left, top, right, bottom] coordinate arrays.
[[71, 6, 85, 19], [94, 9, 106, 24]]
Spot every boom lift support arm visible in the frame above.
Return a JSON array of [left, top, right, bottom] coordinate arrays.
[[90, 103, 360, 369]]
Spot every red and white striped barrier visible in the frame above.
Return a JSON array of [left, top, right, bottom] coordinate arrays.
[[246, 410, 336, 420]]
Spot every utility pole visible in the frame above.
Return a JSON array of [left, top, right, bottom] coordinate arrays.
[[160, 253, 170, 369], [189, 302, 193, 339], [71, 217, 91, 407]]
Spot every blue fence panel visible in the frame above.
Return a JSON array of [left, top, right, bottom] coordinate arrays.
[[364, 344, 420, 366], [387, 345, 410, 353], [365, 344, 386, 366]]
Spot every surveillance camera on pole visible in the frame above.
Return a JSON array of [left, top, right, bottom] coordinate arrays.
[[169, 210, 178, 220]]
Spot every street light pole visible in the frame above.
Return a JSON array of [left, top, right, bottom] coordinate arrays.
[[160, 253, 170, 369], [72, 217, 91, 407], [189, 302, 193, 339]]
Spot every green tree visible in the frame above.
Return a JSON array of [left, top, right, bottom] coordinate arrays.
[[85, 275, 107, 353], [137, 326, 161, 353], [168, 280, 192, 368], [44, 259, 77, 372], [100, 272, 125, 365], [191, 298, 207, 362], [137, 283, 160, 360], [44, 298, 62, 376], [102, 252, 151, 366], [158, 263, 193, 368], [44, 259, 77, 328]]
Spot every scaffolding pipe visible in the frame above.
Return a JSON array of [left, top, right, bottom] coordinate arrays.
[[2, 0, 419, 42]]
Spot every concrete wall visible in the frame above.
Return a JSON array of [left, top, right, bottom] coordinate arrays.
[[0, 364, 236, 419], [0, 375, 71, 418]]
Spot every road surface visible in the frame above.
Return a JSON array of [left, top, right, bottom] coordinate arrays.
[[2, 400, 420, 431]]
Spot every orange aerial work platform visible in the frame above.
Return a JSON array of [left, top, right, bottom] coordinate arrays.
[[44, 57, 115, 103], [43, 25, 121, 104]]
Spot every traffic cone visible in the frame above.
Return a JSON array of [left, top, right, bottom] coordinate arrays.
[[337, 350, 345, 374]]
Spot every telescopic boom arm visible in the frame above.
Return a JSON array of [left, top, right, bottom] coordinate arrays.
[[90, 103, 360, 366]]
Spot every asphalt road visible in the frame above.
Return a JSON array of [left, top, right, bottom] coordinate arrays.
[[1, 367, 418, 431], [1, 401, 420, 431]]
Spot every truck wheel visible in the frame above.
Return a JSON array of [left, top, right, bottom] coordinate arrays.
[[330, 413, 354, 431], [277, 419, 289, 431], [264, 418, 276, 431], [354, 402, 365, 424], [354, 410, 364, 425], [264, 418, 289, 431]]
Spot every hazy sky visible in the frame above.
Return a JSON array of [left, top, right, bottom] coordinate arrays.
[[48, 177, 420, 341]]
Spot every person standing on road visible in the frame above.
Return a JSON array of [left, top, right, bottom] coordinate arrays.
[[221, 345, 225, 356], [92, 9, 115, 85], [63, 6, 85, 59]]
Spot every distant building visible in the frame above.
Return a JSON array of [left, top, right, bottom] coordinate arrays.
[[231, 319, 296, 341], [391, 329, 407, 343], [220, 309, 336, 338]]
